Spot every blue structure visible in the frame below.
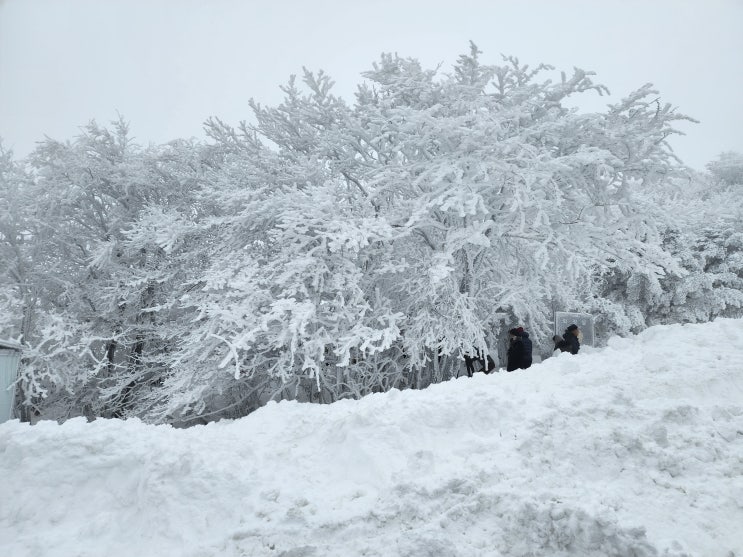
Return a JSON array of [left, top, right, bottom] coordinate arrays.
[[0, 339, 22, 424]]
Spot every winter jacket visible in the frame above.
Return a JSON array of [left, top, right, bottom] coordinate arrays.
[[464, 354, 478, 377], [520, 332, 533, 369], [554, 335, 570, 353], [563, 330, 580, 354], [507, 338, 527, 371]]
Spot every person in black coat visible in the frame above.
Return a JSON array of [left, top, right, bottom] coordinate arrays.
[[564, 324, 580, 354], [507, 328, 528, 371], [516, 327, 533, 369], [463, 354, 478, 377]]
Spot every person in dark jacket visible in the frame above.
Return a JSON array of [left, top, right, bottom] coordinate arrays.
[[463, 354, 478, 377], [516, 327, 533, 369], [564, 324, 580, 354], [507, 328, 528, 371]]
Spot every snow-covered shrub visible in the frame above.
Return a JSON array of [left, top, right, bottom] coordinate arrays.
[[7, 44, 736, 424]]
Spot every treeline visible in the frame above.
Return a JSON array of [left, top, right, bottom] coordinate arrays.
[[1, 45, 741, 424]]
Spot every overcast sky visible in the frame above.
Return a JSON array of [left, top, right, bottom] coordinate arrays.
[[1, 0, 741, 169]]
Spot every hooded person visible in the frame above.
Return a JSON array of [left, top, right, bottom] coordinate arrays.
[[564, 324, 580, 354]]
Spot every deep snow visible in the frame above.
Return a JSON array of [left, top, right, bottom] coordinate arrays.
[[1, 319, 742, 557]]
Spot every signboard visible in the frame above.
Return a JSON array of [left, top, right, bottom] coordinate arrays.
[[0, 339, 22, 423], [554, 312, 595, 347]]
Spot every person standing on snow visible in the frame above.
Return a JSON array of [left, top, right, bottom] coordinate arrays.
[[564, 324, 580, 354], [507, 328, 528, 371], [463, 353, 479, 377], [516, 327, 533, 369]]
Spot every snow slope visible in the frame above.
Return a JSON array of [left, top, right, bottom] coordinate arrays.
[[1, 319, 742, 557]]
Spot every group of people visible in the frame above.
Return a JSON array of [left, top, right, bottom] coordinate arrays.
[[462, 323, 582, 376], [506, 323, 581, 372]]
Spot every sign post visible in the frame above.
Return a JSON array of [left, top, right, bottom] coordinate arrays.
[[0, 340, 22, 424]]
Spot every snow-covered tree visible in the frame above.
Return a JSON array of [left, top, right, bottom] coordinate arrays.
[[0, 142, 33, 341], [707, 151, 743, 187], [5, 122, 210, 419], [594, 156, 743, 335], [5, 45, 732, 425], [344, 45, 691, 356], [146, 44, 697, 421]]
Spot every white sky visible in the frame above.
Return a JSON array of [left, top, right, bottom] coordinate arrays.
[[1, 0, 741, 169]]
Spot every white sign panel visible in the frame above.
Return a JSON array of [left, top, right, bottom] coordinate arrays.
[[555, 312, 595, 347], [0, 342, 22, 423]]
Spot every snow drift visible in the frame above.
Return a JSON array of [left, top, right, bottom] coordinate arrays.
[[2, 319, 742, 557]]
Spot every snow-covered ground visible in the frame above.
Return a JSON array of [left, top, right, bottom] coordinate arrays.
[[2, 319, 742, 557]]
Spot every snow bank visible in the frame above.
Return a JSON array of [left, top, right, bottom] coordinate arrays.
[[2, 319, 742, 557]]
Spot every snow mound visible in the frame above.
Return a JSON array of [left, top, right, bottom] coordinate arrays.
[[2, 319, 743, 557]]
